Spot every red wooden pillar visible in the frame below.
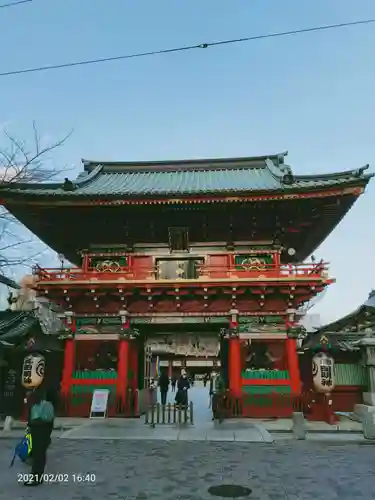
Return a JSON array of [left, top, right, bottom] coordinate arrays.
[[117, 339, 129, 399], [61, 338, 75, 395], [132, 342, 139, 389], [168, 360, 173, 379], [228, 309, 241, 395], [61, 313, 76, 397], [286, 338, 301, 394], [117, 310, 131, 401], [229, 337, 242, 395]]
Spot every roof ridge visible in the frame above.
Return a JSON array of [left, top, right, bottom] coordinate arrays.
[[105, 165, 269, 174], [81, 152, 288, 170]]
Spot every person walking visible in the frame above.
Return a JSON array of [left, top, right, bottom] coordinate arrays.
[[209, 370, 225, 421], [23, 385, 55, 486], [45, 387, 57, 448], [158, 370, 170, 406], [175, 369, 190, 407]]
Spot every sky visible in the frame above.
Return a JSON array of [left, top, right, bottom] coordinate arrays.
[[0, 0, 374, 325]]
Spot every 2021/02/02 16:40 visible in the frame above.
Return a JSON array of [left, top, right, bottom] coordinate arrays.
[[17, 473, 96, 483]]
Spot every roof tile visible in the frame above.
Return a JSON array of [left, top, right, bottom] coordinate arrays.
[[0, 155, 372, 197]]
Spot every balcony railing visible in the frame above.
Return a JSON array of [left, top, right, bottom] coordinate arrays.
[[33, 262, 330, 283]]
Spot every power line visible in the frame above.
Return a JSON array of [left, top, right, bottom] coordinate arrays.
[[0, 0, 32, 9], [1, 18, 374, 77]]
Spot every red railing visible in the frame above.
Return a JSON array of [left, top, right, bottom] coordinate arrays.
[[217, 389, 360, 422], [217, 391, 310, 419], [34, 262, 330, 283]]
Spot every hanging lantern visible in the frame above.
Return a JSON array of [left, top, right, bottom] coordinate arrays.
[[119, 309, 130, 330], [229, 308, 239, 328], [312, 352, 335, 393], [21, 353, 45, 389]]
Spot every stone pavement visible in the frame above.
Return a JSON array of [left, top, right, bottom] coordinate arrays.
[[0, 385, 369, 443], [59, 417, 274, 442], [1, 439, 374, 500], [0, 417, 86, 431], [253, 418, 363, 433]]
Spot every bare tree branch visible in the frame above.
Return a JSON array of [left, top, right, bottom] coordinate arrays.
[[0, 123, 73, 184], [0, 124, 73, 278]]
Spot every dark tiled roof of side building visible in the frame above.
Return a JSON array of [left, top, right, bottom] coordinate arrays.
[[0, 311, 40, 341]]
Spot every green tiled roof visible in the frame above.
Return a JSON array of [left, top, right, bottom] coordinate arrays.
[[0, 153, 372, 197]]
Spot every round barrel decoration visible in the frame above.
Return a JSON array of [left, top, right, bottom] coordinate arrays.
[[21, 353, 45, 389], [312, 352, 335, 393]]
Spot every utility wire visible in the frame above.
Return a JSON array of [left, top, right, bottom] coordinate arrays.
[[1, 18, 374, 77], [0, 0, 32, 9]]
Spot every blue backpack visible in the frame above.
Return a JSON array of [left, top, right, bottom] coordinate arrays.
[[31, 400, 55, 422], [10, 431, 32, 467]]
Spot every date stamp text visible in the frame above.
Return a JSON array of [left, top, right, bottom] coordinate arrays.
[[17, 472, 96, 483]]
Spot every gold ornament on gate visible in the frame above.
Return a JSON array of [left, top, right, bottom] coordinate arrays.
[[95, 260, 120, 273], [240, 257, 267, 271]]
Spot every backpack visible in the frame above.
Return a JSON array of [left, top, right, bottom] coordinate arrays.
[[31, 400, 55, 422], [10, 431, 32, 467]]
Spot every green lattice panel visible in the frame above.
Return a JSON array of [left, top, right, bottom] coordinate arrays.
[[242, 385, 291, 395], [72, 371, 118, 379], [334, 364, 367, 386], [242, 370, 290, 380]]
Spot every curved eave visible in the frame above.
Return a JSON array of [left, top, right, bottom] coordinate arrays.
[[0, 165, 103, 192], [0, 178, 370, 202], [0, 157, 372, 199], [294, 164, 372, 182], [301, 331, 366, 351], [318, 302, 375, 333]]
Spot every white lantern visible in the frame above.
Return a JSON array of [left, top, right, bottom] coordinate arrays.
[[21, 353, 45, 389], [312, 352, 335, 393]]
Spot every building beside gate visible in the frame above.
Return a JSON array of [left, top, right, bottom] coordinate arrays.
[[300, 289, 375, 419], [0, 152, 372, 417], [0, 310, 63, 419]]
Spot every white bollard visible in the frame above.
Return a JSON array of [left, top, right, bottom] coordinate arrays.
[[3, 415, 14, 431]]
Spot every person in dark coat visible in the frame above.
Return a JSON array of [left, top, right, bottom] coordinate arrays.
[[45, 387, 57, 447], [175, 369, 190, 407], [209, 371, 225, 421], [158, 370, 169, 406], [24, 385, 53, 486]]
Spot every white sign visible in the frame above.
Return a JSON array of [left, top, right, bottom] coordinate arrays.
[[90, 389, 109, 418]]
